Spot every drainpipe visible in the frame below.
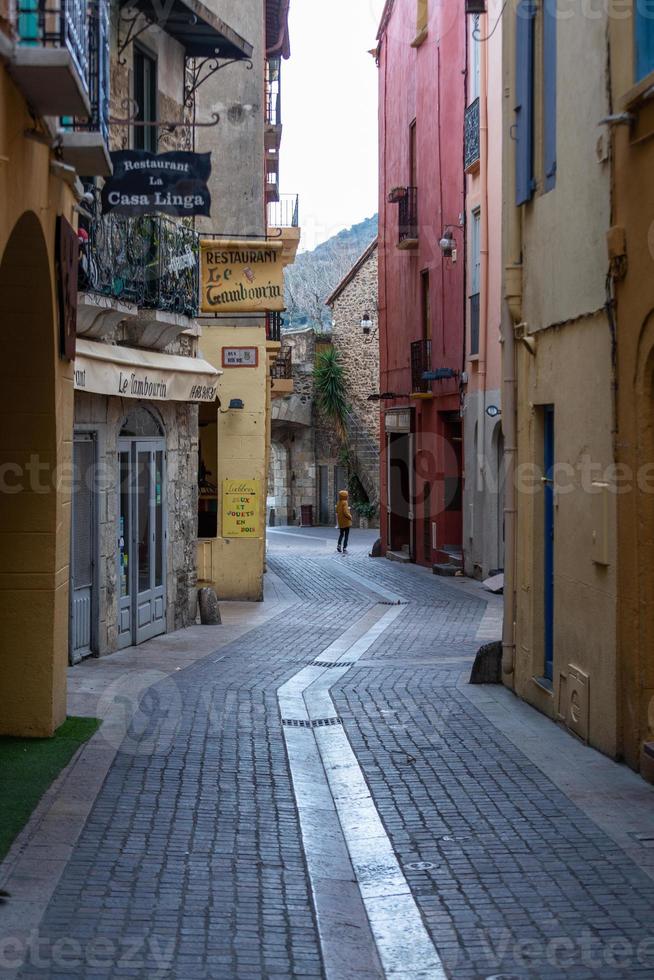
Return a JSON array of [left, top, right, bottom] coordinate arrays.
[[476, 15, 490, 558], [501, 5, 523, 679]]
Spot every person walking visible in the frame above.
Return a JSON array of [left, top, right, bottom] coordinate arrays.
[[336, 489, 352, 554]]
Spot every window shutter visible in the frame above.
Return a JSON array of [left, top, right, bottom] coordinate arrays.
[[515, 0, 535, 205], [635, 2, 654, 82], [543, 0, 557, 190]]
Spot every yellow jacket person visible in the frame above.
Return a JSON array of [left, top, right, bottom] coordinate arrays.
[[336, 490, 352, 554]]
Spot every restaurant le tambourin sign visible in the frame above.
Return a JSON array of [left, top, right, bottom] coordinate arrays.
[[199, 239, 285, 313], [102, 150, 212, 216]]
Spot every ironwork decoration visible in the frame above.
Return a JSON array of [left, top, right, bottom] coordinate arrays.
[[78, 191, 200, 317], [184, 56, 253, 108], [464, 97, 481, 171], [56, 215, 79, 360], [410, 339, 432, 394], [101, 149, 212, 216], [117, 6, 155, 65], [399, 187, 418, 243]]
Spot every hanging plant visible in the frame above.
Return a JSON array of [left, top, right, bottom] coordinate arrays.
[[313, 347, 349, 442]]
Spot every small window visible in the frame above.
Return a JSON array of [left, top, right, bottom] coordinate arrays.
[[635, 2, 654, 82], [409, 119, 417, 187], [421, 269, 431, 340], [470, 15, 480, 103], [134, 46, 157, 153], [469, 208, 481, 357]]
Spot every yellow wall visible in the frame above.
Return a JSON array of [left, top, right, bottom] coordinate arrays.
[[0, 69, 76, 735], [197, 322, 269, 601]]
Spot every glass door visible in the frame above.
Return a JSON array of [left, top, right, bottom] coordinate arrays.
[[118, 440, 166, 648]]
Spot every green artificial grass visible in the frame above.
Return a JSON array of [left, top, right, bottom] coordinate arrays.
[[0, 716, 100, 862]]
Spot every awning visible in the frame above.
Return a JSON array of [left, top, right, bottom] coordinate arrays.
[[123, 0, 254, 59], [74, 339, 221, 403]]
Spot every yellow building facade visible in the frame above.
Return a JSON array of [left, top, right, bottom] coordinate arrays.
[[0, 49, 77, 735]]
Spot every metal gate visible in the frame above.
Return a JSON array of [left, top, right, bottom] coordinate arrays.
[[70, 433, 96, 663]]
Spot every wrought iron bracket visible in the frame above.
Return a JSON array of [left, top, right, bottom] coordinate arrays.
[[184, 56, 253, 108], [108, 97, 220, 132], [117, 7, 155, 66]]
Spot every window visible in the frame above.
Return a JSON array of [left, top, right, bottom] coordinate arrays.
[[421, 269, 431, 340], [469, 208, 481, 357], [635, 0, 654, 81], [134, 46, 157, 153], [515, 0, 535, 205], [409, 119, 417, 187], [470, 15, 480, 103], [543, 0, 557, 191]]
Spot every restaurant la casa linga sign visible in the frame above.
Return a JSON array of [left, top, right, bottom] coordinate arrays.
[[200, 239, 285, 314], [102, 150, 212, 217]]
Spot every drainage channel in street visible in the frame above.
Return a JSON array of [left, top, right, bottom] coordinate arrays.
[[278, 603, 447, 980]]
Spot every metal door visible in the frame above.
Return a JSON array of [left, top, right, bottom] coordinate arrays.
[[118, 440, 166, 648], [70, 433, 96, 662], [543, 406, 555, 681]]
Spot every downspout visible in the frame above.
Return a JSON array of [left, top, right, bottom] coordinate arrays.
[[266, 0, 290, 57], [476, 15, 490, 549], [502, 4, 522, 678]]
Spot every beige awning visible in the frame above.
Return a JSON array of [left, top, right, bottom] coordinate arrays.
[[74, 339, 221, 403]]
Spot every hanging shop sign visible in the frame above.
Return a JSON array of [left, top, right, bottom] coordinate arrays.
[[221, 346, 259, 368], [73, 339, 221, 403], [101, 150, 212, 216], [222, 479, 261, 538], [200, 239, 284, 313]]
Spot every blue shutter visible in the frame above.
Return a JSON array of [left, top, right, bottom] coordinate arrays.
[[543, 0, 557, 191], [636, 2, 654, 82], [515, 0, 535, 205]]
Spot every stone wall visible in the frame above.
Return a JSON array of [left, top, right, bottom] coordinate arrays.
[[329, 245, 380, 447], [73, 394, 199, 655]]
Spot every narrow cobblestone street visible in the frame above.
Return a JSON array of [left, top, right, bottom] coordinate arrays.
[[2, 529, 654, 979]]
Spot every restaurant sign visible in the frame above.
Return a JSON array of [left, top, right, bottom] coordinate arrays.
[[200, 239, 284, 313], [101, 150, 212, 216], [222, 479, 261, 538]]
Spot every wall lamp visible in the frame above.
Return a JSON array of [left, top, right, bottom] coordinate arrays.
[[438, 228, 456, 257], [361, 313, 373, 335], [486, 405, 502, 418], [220, 398, 244, 413]]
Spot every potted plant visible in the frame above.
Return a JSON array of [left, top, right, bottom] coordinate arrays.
[[387, 186, 408, 204], [354, 501, 377, 530]]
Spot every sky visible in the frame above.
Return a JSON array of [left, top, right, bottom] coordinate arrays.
[[279, 0, 386, 251]]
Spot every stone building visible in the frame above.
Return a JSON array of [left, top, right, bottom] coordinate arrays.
[[268, 242, 380, 528]]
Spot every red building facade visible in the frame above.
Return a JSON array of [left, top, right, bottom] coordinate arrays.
[[377, 0, 466, 568]]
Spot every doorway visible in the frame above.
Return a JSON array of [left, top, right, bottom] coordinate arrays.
[[441, 413, 463, 550], [318, 465, 330, 525], [118, 408, 166, 648], [387, 432, 413, 557], [70, 432, 97, 662]]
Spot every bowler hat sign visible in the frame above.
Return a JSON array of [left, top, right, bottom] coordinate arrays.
[[102, 150, 212, 216]]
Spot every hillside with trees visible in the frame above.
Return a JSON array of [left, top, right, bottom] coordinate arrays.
[[284, 215, 378, 330]]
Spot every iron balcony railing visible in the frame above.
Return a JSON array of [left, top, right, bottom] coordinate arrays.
[[399, 186, 418, 243], [470, 292, 480, 356], [411, 338, 432, 394], [271, 345, 292, 380], [17, 0, 89, 91], [61, 0, 109, 141], [79, 209, 200, 318], [267, 194, 299, 228], [266, 311, 283, 343], [265, 57, 281, 127], [464, 97, 480, 171]]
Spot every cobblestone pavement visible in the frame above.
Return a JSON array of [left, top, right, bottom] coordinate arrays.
[[3, 529, 654, 979]]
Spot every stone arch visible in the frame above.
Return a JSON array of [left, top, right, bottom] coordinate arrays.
[[0, 211, 66, 735], [120, 403, 165, 437]]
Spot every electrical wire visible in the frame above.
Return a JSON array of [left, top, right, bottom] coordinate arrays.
[[473, 1, 507, 43]]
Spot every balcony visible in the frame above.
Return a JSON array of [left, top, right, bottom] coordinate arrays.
[[398, 187, 418, 249], [410, 339, 432, 396], [267, 193, 301, 267], [270, 344, 293, 397], [59, 0, 110, 176], [11, 0, 92, 117], [265, 57, 282, 152], [78, 209, 200, 348], [464, 97, 480, 173]]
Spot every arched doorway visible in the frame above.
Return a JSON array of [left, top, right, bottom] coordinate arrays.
[[268, 441, 291, 525], [0, 212, 63, 735], [117, 406, 166, 647]]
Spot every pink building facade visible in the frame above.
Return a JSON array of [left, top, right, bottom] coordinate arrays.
[[377, 0, 466, 569]]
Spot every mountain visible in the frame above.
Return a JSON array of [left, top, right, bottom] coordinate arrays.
[[284, 214, 378, 330]]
